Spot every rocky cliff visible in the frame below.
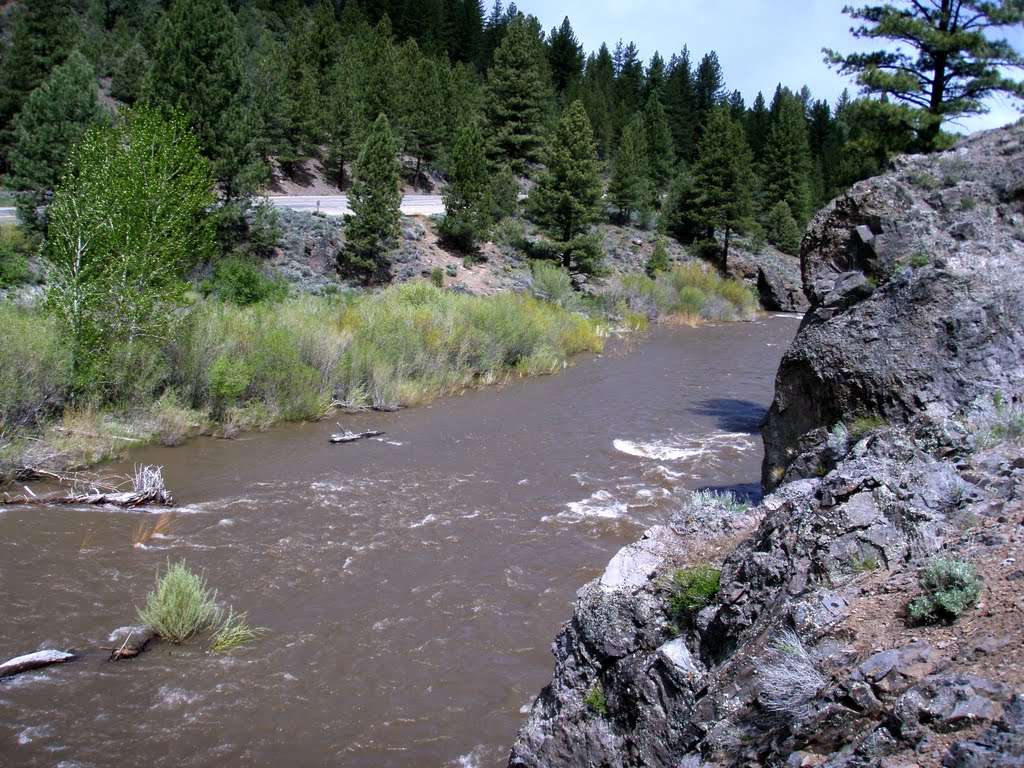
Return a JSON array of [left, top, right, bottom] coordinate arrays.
[[509, 126, 1024, 767]]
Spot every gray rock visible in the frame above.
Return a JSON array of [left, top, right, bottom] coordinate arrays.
[[944, 694, 1024, 767]]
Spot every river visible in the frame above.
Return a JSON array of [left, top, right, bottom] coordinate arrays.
[[0, 317, 798, 767]]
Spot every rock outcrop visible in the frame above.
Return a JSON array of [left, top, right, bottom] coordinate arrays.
[[509, 126, 1024, 768]]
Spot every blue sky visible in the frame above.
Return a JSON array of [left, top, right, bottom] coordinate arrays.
[[511, 0, 1024, 135]]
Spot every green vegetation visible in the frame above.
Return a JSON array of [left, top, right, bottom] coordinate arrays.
[[211, 608, 267, 653], [666, 565, 721, 617], [847, 415, 887, 441], [45, 107, 215, 401], [645, 238, 671, 279], [606, 264, 759, 324], [202, 256, 289, 306], [584, 681, 609, 715], [755, 629, 826, 721], [688, 489, 749, 514], [0, 285, 603, 479], [825, 1, 1024, 150], [138, 560, 221, 644], [908, 556, 983, 624], [850, 553, 882, 573], [0, 223, 36, 286], [974, 392, 1024, 447]]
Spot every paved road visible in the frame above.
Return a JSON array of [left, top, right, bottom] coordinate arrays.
[[266, 194, 444, 217], [0, 207, 16, 224]]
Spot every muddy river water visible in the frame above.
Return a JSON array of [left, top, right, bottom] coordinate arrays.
[[0, 317, 799, 767]]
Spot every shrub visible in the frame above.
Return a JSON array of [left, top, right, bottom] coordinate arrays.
[[137, 560, 221, 644], [605, 264, 757, 324], [827, 422, 849, 457], [755, 629, 826, 720], [908, 556, 982, 624], [0, 303, 70, 430], [689, 489, 748, 514], [847, 415, 887, 441], [645, 238, 671, 278], [430, 267, 444, 287], [666, 565, 721, 617], [204, 255, 288, 305], [584, 682, 608, 715], [530, 260, 577, 308], [0, 223, 35, 285], [210, 608, 266, 653]]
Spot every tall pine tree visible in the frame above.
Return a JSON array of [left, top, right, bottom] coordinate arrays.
[[344, 114, 402, 284], [763, 87, 814, 226], [441, 119, 491, 253]]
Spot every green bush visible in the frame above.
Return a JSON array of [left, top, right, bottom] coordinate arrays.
[[530, 260, 577, 308], [430, 267, 444, 287], [211, 608, 266, 653], [0, 304, 70, 429], [667, 565, 721, 617], [584, 682, 608, 715], [204, 255, 288, 305], [606, 264, 757, 323], [137, 560, 221, 644], [645, 238, 670, 278], [908, 556, 982, 624], [0, 224, 35, 286]]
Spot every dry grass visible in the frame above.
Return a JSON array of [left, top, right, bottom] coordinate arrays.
[[131, 512, 176, 548]]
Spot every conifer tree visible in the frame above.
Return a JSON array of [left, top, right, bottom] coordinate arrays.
[[642, 95, 675, 199], [0, 0, 77, 171], [763, 88, 814, 226], [765, 201, 803, 255], [344, 114, 402, 283], [148, 0, 263, 199], [645, 237, 670, 278], [441, 119, 491, 252], [608, 118, 649, 225], [693, 51, 725, 138], [691, 106, 755, 274], [744, 91, 771, 164], [8, 51, 102, 195], [110, 40, 150, 106], [489, 162, 519, 221], [395, 41, 445, 188], [664, 48, 697, 161], [645, 52, 667, 101], [581, 44, 616, 159], [613, 40, 645, 138], [484, 14, 552, 172], [825, 1, 1024, 150], [526, 101, 604, 274], [548, 17, 584, 100]]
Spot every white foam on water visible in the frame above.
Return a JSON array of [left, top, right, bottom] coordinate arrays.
[[613, 438, 706, 461], [545, 490, 628, 522], [410, 513, 440, 528], [453, 745, 489, 768]]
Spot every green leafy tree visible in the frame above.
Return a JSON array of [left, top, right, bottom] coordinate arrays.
[[343, 114, 401, 283], [765, 201, 803, 255], [607, 117, 650, 225], [441, 119, 491, 252], [825, 1, 1024, 150], [484, 14, 552, 172], [691, 106, 756, 274], [45, 108, 215, 400], [526, 100, 604, 274]]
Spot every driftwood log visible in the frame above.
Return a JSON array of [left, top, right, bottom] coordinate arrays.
[[101, 628, 156, 661], [329, 430, 384, 444], [1, 488, 172, 508], [0, 650, 75, 678]]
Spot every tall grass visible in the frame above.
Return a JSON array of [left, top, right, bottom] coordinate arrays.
[[1, 285, 603, 477], [606, 263, 759, 324], [137, 559, 221, 643]]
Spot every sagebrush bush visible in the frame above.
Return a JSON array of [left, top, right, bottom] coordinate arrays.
[[908, 556, 982, 624], [137, 560, 221, 644], [605, 264, 757, 323], [755, 629, 826, 720]]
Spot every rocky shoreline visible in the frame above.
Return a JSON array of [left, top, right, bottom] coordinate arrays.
[[509, 126, 1024, 767]]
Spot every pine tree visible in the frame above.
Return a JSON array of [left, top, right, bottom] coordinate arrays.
[[110, 40, 150, 106], [612, 40, 645, 139], [765, 200, 803, 255], [344, 114, 402, 283], [548, 17, 584, 100], [691, 106, 755, 274], [441, 119, 491, 252], [744, 91, 771, 165], [581, 44, 616, 159], [664, 48, 696, 162], [763, 88, 814, 226], [484, 14, 552, 173], [645, 52, 667, 101], [693, 51, 725, 138], [489, 162, 519, 221], [825, 1, 1024, 150], [0, 0, 77, 171], [642, 95, 675, 199], [8, 51, 103, 194], [395, 41, 445, 189], [607, 117, 649, 225], [148, 0, 263, 199], [526, 101, 604, 274], [645, 237, 670, 278]]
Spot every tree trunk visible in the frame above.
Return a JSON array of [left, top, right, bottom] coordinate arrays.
[[0, 650, 75, 678], [722, 224, 731, 276]]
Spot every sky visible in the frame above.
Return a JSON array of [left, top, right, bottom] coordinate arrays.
[[511, 0, 1024, 136]]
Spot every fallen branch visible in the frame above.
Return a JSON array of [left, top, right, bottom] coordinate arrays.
[[101, 629, 156, 661], [0, 649, 75, 678], [329, 430, 384, 444], [2, 488, 172, 508]]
